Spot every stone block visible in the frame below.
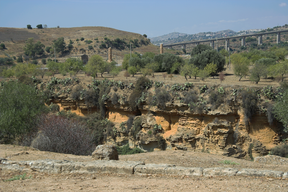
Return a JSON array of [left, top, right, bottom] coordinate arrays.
[[165, 166, 203, 176], [237, 169, 283, 178], [203, 167, 238, 176], [134, 164, 173, 175]]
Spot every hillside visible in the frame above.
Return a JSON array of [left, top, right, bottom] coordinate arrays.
[[0, 27, 165, 63]]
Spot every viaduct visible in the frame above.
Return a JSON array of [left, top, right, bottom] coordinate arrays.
[[161, 29, 288, 51]]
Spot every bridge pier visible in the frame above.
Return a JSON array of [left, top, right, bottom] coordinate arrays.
[[241, 37, 246, 47], [160, 43, 163, 54], [225, 39, 229, 51], [258, 35, 263, 45], [210, 41, 214, 49], [182, 44, 186, 50], [277, 33, 281, 44]]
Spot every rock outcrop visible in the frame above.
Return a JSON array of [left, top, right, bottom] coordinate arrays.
[[92, 144, 119, 160]]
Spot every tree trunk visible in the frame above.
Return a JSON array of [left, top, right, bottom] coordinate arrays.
[[239, 76, 242, 81]]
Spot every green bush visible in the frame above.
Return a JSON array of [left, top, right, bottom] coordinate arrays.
[[0, 43, 6, 50], [155, 88, 171, 109], [116, 144, 144, 155], [270, 144, 288, 158], [71, 85, 84, 100], [209, 91, 224, 110], [0, 81, 46, 143], [111, 93, 119, 105], [241, 89, 258, 125], [80, 37, 84, 41], [42, 58, 46, 64], [129, 77, 151, 110]]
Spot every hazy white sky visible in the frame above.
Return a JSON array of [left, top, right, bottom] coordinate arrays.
[[0, 0, 287, 37]]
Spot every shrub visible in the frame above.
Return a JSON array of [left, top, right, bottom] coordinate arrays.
[[27, 25, 32, 29], [155, 88, 171, 109], [49, 103, 60, 113], [71, 85, 83, 100], [270, 144, 288, 157], [0, 43, 6, 50], [116, 144, 144, 155], [241, 89, 258, 125], [111, 93, 119, 105], [183, 90, 198, 106], [80, 37, 84, 41], [248, 143, 254, 160], [41, 58, 46, 64], [0, 81, 45, 142], [157, 136, 166, 150], [131, 117, 142, 139], [85, 40, 93, 44], [36, 24, 43, 29], [88, 45, 93, 50], [209, 91, 224, 110], [34, 115, 94, 155], [129, 77, 151, 110]]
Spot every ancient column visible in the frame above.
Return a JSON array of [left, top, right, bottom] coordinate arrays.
[[108, 47, 112, 62], [160, 43, 163, 54]]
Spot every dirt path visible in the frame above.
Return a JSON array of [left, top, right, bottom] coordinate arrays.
[[1, 144, 288, 191]]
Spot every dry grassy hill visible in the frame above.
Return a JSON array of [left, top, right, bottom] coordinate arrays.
[[0, 27, 173, 63]]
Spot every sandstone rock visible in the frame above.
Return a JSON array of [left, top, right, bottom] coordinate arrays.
[[92, 145, 119, 160], [254, 155, 288, 165], [283, 172, 288, 179], [253, 140, 268, 156]]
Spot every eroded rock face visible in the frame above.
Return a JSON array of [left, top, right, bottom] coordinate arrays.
[[92, 144, 119, 160]]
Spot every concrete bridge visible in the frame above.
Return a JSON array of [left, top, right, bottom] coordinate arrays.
[[162, 29, 288, 51]]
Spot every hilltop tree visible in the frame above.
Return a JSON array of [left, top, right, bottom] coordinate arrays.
[[27, 24, 32, 29], [36, 24, 43, 29]]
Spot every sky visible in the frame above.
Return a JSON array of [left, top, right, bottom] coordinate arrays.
[[0, 0, 288, 38]]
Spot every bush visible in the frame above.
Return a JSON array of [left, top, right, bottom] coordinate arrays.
[[241, 89, 258, 125], [131, 117, 142, 139], [81, 37, 84, 41], [116, 144, 144, 155], [129, 77, 151, 110], [36, 24, 43, 29], [155, 88, 171, 109], [42, 58, 46, 64], [111, 93, 119, 105], [157, 136, 166, 150], [27, 24, 32, 29], [209, 91, 224, 110], [183, 90, 198, 107], [49, 103, 60, 113], [270, 144, 288, 157], [0, 81, 46, 142], [33, 115, 94, 155], [0, 43, 6, 50]]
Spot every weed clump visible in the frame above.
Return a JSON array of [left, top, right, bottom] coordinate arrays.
[[129, 77, 151, 110], [241, 89, 258, 125], [270, 144, 288, 158], [116, 144, 144, 155], [209, 91, 224, 110], [155, 88, 171, 109]]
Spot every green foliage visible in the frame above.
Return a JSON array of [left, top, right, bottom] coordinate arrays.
[[155, 88, 171, 109], [116, 144, 144, 155], [250, 63, 265, 84], [154, 53, 184, 73], [5, 173, 32, 181], [17, 55, 23, 63], [268, 60, 288, 82], [1, 68, 14, 78], [36, 24, 43, 29], [0, 43, 5, 50], [128, 66, 137, 77], [270, 144, 288, 158], [204, 63, 217, 77], [27, 25, 32, 29], [248, 143, 254, 160], [0, 57, 13, 66], [189, 46, 225, 73], [0, 81, 46, 141], [53, 37, 66, 55], [131, 117, 142, 139], [274, 89, 288, 132], [23, 38, 45, 58], [85, 55, 106, 78], [47, 61, 60, 76], [122, 53, 139, 70], [129, 77, 151, 110], [110, 67, 120, 78], [41, 58, 46, 64], [218, 160, 239, 165], [209, 90, 224, 110], [231, 54, 249, 81], [129, 57, 144, 69], [241, 89, 258, 125], [64, 58, 84, 75], [85, 40, 93, 44], [198, 69, 209, 81], [80, 37, 84, 41]]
